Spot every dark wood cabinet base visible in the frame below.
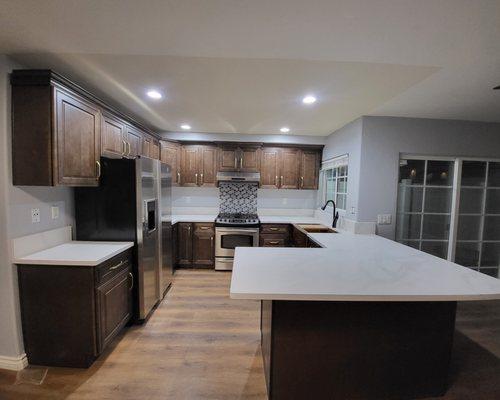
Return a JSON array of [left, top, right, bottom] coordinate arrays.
[[261, 300, 457, 400]]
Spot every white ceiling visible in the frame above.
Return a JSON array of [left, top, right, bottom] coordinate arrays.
[[1, 0, 499, 136]]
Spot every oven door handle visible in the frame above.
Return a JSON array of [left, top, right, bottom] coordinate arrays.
[[216, 229, 259, 235]]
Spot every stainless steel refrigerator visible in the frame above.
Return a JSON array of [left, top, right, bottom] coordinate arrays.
[[75, 156, 167, 321], [158, 162, 173, 297]]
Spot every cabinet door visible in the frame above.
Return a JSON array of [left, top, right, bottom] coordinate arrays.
[[55, 88, 101, 186], [161, 141, 181, 186], [151, 139, 160, 160], [177, 222, 193, 266], [199, 145, 217, 186], [260, 147, 280, 188], [192, 223, 215, 267], [142, 134, 152, 157], [280, 148, 300, 189], [126, 126, 142, 158], [240, 147, 260, 172], [219, 146, 239, 172], [96, 268, 132, 353], [101, 114, 125, 159], [300, 150, 320, 190], [180, 145, 200, 186]]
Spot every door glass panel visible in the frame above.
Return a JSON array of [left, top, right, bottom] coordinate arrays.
[[481, 243, 500, 267], [455, 242, 480, 267], [399, 159, 425, 184], [459, 188, 484, 214], [422, 214, 450, 240], [421, 241, 448, 259], [457, 215, 482, 241], [426, 161, 454, 186], [336, 194, 346, 210], [424, 188, 452, 213], [399, 241, 420, 250], [461, 161, 487, 187], [479, 268, 498, 277], [396, 214, 421, 240], [221, 234, 254, 249], [483, 216, 500, 240], [485, 189, 500, 214], [488, 162, 500, 187], [397, 186, 423, 213]]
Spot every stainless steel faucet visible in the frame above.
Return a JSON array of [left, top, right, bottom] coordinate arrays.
[[321, 200, 339, 228]]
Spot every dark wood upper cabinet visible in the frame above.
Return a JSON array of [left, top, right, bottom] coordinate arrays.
[[279, 148, 300, 189], [180, 145, 217, 187], [101, 114, 126, 159], [151, 139, 160, 160], [218, 145, 260, 173], [126, 126, 142, 158], [260, 147, 281, 188], [300, 150, 320, 190], [160, 141, 181, 186], [199, 145, 217, 186], [54, 88, 101, 186], [11, 70, 161, 185]]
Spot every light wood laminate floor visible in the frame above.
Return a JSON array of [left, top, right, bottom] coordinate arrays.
[[1, 269, 499, 400]]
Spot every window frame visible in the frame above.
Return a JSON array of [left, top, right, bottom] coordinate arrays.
[[321, 155, 349, 212]]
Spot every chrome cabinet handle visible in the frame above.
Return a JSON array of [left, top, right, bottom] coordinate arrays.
[[122, 140, 127, 156], [128, 272, 134, 290], [280, 175, 283, 187], [109, 260, 125, 270], [269, 227, 279, 231], [200, 173, 203, 185], [195, 173, 198, 185], [96, 160, 101, 179], [301, 176, 304, 189], [200, 226, 211, 230], [127, 142, 131, 156], [240, 157, 243, 169], [269, 240, 280, 245], [177, 172, 180, 183], [275, 175, 278, 186], [234, 156, 238, 168]]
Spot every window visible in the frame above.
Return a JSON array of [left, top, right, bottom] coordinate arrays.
[[322, 155, 348, 210], [396, 156, 500, 278]]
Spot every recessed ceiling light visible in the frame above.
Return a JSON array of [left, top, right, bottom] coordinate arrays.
[[146, 90, 163, 99], [302, 95, 317, 105], [280, 127, 290, 133], [180, 124, 191, 130]]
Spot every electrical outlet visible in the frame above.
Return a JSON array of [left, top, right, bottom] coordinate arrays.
[[51, 206, 59, 219], [31, 208, 40, 223], [377, 214, 392, 225]]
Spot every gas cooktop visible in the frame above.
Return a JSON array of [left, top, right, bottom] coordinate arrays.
[[215, 213, 260, 227]]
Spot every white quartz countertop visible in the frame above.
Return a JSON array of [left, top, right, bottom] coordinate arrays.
[[169, 214, 324, 225], [230, 232, 500, 302], [13, 241, 134, 266]]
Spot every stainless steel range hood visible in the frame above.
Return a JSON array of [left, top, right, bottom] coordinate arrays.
[[216, 171, 260, 185]]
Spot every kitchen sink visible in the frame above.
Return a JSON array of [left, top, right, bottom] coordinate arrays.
[[296, 224, 337, 233]]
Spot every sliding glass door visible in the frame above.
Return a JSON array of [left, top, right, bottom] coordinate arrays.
[[396, 157, 500, 278]]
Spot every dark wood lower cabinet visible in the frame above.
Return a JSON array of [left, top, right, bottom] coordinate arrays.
[[17, 249, 133, 368], [261, 300, 457, 400], [175, 222, 215, 268]]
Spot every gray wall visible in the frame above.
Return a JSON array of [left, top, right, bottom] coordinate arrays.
[[162, 131, 326, 145], [321, 118, 363, 220], [0, 55, 75, 361], [358, 116, 500, 238]]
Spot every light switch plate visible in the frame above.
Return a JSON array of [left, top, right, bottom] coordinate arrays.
[[31, 208, 40, 223], [51, 206, 59, 219], [377, 214, 392, 225]]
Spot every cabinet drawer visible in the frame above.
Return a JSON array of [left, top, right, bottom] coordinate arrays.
[[260, 236, 286, 247], [194, 222, 215, 233], [260, 224, 289, 234], [96, 249, 132, 285]]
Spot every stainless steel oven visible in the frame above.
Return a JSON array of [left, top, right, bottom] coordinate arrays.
[[215, 227, 259, 270]]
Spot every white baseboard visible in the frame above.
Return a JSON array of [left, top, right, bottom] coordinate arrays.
[[0, 353, 28, 371]]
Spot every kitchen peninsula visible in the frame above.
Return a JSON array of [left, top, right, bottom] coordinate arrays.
[[231, 232, 500, 400]]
